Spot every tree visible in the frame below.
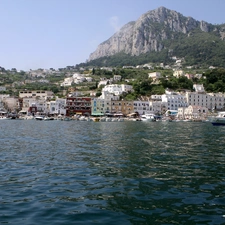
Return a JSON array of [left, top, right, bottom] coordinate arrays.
[[96, 91, 101, 97], [51, 86, 59, 94]]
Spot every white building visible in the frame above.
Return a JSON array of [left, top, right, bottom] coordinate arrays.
[[193, 84, 205, 93], [60, 77, 74, 87], [179, 105, 208, 120], [102, 84, 133, 96], [177, 107, 186, 119], [195, 74, 203, 79], [98, 80, 108, 88], [113, 75, 121, 81], [21, 99, 48, 114], [173, 70, 185, 77], [151, 95, 162, 101], [186, 92, 225, 110], [148, 72, 161, 81], [99, 91, 119, 101], [149, 101, 165, 114], [49, 98, 66, 115], [85, 77, 93, 82], [133, 100, 166, 115], [38, 79, 49, 83], [133, 101, 151, 115], [72, 73, 82, 79], [162, 92, 188, 111], [0, 86, 6, 91], [34, 100, 48, 113], [73, 73, 86, 83], [19, 90, 54, 99]]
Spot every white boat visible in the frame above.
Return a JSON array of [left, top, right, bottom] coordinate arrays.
[[44, 117, 54, 121], [79, 116, 86, 121], [209, 112, 225, 126], [24, 116, 34, 120], [141, 114, 156, 122], [0, 116, 10, 120]]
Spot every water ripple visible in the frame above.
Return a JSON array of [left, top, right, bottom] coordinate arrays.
[[0, 120, 225, 224]]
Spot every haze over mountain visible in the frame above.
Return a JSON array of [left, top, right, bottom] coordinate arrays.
[[88, 7, 225, 67]]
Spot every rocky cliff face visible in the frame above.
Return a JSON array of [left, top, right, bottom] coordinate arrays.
[[89, 7, 220, 61]]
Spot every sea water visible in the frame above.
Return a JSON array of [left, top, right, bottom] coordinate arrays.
[[0, 120, 225, 224]]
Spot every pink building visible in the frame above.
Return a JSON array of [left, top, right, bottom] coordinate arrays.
[[185, 73, 194, 79]]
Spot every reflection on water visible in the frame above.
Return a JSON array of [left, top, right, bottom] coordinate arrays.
[[0, 120, 225, 224]]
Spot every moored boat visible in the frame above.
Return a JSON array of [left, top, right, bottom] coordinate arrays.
[[209, 112, 225, 126], [140, 114, 156, 122], [93, 117, 100, 122], [35, 116, 44, 120], [0, 116, 10, 120], [44, 117, 55, 121]]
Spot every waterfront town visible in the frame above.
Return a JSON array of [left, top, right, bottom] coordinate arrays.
[[0, 65, 224, 121]]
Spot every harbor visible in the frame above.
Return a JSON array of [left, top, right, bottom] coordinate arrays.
[[0, 110, 220, 125]]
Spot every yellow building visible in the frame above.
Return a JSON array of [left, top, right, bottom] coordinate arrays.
[[111, 100, 134, 116]]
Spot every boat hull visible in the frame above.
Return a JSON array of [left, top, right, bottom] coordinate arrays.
[[209, 112, 225, 126], [212, 121, 225, 126], [210, 118, 225, 126], [35, 117, 44, 120]]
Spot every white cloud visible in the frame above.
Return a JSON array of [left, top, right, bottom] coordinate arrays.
[[110, 16, 121, 32]]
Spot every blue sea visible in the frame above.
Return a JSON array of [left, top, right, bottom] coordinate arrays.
[[0, 120, 225, 224]]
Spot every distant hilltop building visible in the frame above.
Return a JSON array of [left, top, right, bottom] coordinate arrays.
[[185, 73, 194, 79], [122, 66, 135, 69], [148, 72, 161, 81], [0, 86, 6, 91], [173, 70, 184, 77], [113, 75, 121, 81], [98, 80, 108, 88], [193, 84, 205, 93]]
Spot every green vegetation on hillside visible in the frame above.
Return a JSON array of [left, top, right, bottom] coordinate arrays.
[[1, 67, 225, 100], [78, 50, 172, 68], [167, 29, 225, 67], [201, 68, 225, 92]]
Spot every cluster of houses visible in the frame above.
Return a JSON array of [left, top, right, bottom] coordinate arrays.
[[0, 81, 224, 120], [60, 73, 93, 87]]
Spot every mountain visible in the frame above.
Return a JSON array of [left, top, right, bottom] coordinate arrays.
[[87, 7, 225, 67]]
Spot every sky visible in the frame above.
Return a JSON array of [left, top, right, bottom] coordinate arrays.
[[0, 0, 225, 71]]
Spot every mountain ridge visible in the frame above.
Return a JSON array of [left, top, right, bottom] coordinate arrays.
[[88, 7, 225, 66]]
